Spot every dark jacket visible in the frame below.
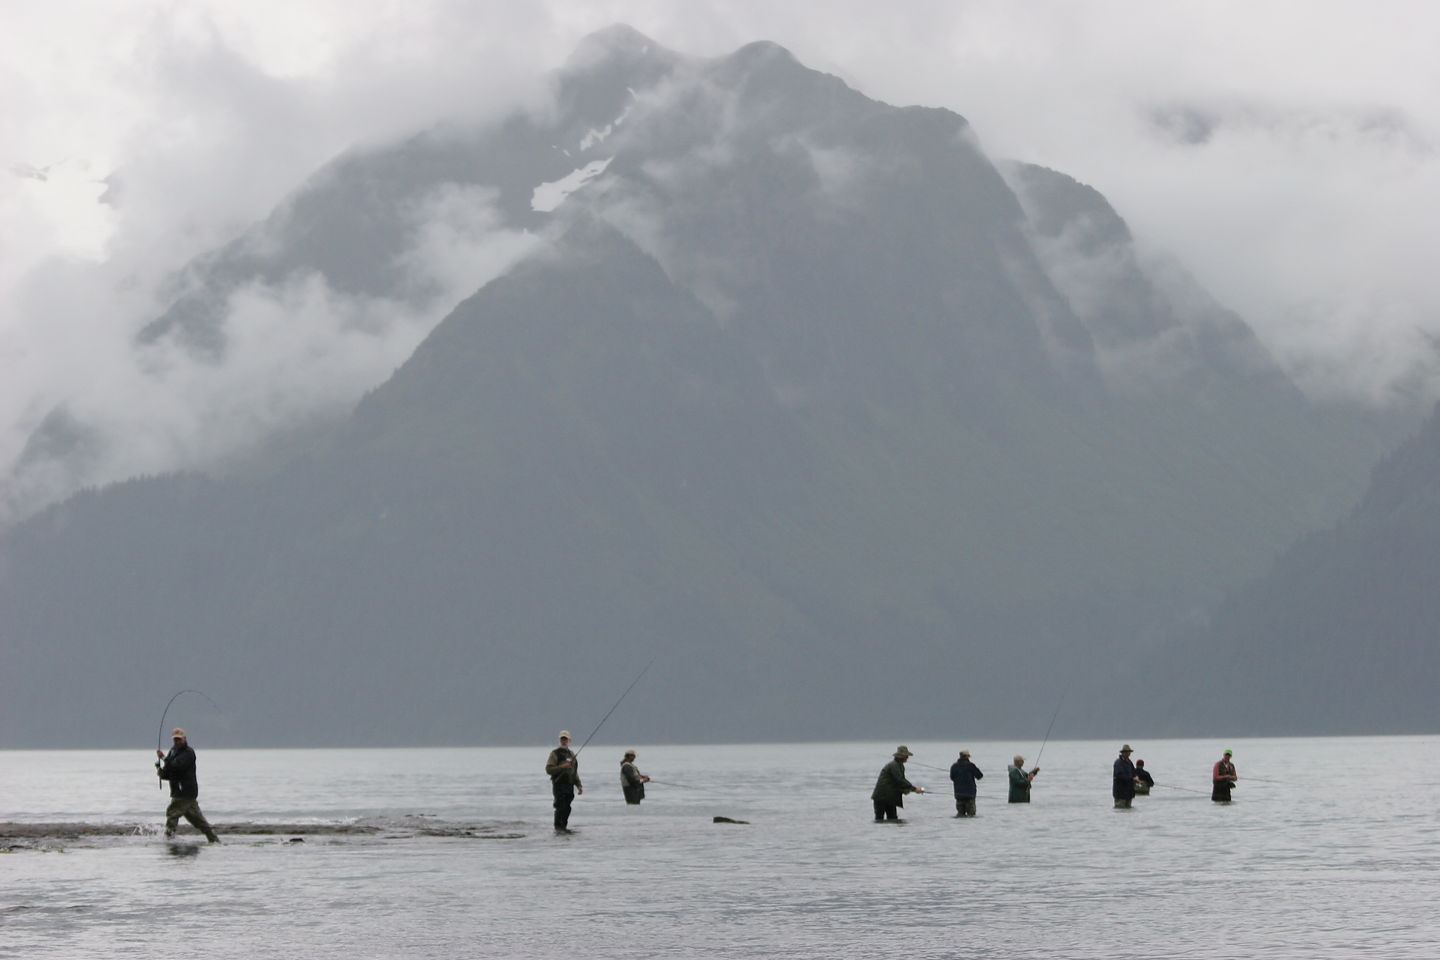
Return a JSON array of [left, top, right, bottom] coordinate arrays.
[[871, 759, 917, 807], [158, 743, 199, 799], [621, 760, 645, 804], [1135, 766, 1154, 793], [949, 759, 984, 798], [1113, 756, 1137, 800], [546, 747, 582, 790], [1008, 764, 1033, 803]]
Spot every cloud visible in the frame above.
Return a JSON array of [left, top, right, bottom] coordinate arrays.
[[4, 0, 1440, 523], [1, 182, 538, 525]]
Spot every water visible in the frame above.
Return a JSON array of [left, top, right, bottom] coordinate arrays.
[[3, 736, 1437, 959]]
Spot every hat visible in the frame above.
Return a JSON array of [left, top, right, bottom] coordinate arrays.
[[171, 728, 186, 739], [1223, 749, 1233, 755], [1120, 744, 1133, 753], [623, 749, 636, 758], [558, 730, 572, 739], [894, 745, 913, 758], [959, 750, 971, 758]]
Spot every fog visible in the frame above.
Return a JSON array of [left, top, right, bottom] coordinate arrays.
[[4, 0, 1439, 524]]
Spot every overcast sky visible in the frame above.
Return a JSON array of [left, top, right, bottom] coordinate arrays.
[[3, 1, 1439, 519]]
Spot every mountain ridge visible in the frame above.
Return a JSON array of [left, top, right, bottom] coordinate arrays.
[[0, 27, 1394, 747]]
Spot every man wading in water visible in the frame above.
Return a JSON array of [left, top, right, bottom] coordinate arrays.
[[156, 728, 220, 842], [1008, 755, 1039, 803], [1212, 749, 1238, 802], [1113, 744, 1138, 808], [620, 750, 650, 805], [871, 746, 923, 821], [546, 731, 584, 832], [949, 749, 983, 817]]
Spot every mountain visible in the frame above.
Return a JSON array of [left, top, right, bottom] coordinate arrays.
[[0, 27, 1386, 747], [1092, 404, 1440, 736]]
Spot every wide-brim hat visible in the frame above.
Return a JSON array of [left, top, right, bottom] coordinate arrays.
[[894, 745, 914, 758], [1120, 744, 1133, 753]]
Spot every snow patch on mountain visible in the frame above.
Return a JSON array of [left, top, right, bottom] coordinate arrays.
[[531, 158, 613, 213]]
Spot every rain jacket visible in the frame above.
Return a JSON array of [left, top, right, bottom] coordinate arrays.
[[871, 759, 917, 807], [949, 759, 984, 798], [158, 743, 200, 799], [1008, 764, 1033, 803], [1113, 756, 1137, 800]]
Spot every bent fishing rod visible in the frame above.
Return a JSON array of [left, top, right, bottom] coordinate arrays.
[[155, 689, 222, 788], [574, 656, 656, 757]]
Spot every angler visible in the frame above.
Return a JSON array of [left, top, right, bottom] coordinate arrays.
[[1133, 759, 1154, 795], [620, 749, 650, 805], [1212, 749, 1238, 802], [1008, 755, 1039, 803], [546, 731, 584, 832], [156, 728, 220, 843], [948, 750, 983, 818], [871, 745, 923, 821], [1113, 744, 1138, 808]]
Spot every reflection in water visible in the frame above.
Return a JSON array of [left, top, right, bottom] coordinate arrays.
[[164, 842, 202, 859]]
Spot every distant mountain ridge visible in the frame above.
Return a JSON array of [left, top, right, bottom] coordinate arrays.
[[1095, 403, 1440, 736], [0, 27, 1389, 747]]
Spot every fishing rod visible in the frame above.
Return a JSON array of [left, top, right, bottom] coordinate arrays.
[[1150, 782, 1211, 795], [645, 779, 698, 790], [1032, 690, 1067, 770], [574, 656, 656, 757], [155, 689, 222, 788]]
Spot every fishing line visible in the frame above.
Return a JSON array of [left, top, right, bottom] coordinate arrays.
[[575, 656, 656, 757]]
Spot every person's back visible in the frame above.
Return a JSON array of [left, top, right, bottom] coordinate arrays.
[[1134, 760, 1153, 795], [949, 752, 983, 817]]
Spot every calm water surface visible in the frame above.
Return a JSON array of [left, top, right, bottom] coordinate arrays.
[[3, 737, 1437, 959]]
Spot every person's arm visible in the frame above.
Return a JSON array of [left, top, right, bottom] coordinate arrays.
[[973, 766, 983, 781], [159, 748, 194, 781]]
